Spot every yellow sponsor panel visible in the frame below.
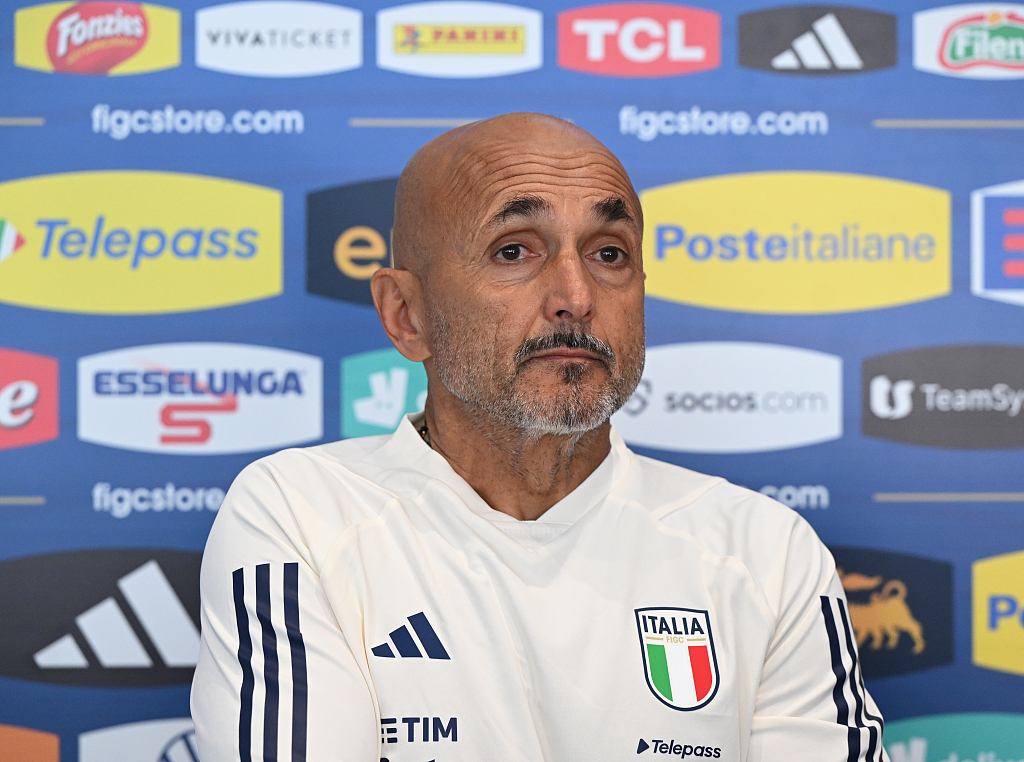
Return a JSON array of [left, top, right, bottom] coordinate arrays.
[[642, 172, 951, 314], [973, 549, 1024, 677], [394, 24, 525, 54], [0, 171, 282, 314], [15, 1, 180, 75]]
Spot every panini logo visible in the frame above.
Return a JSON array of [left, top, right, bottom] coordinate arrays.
[[642, 172, 951, 314], [611, 342, 842, 453], [973, 549, 1024, 677], [377, 1, 542, 77], [77, 342, 322, 455], [0, 347, 58, 451], [15, 1, 180, 75], [972, 179, 1024, 306], [79, 719, 195, 762], [863, 345, 1024, 449], [0, 171, 281, 314], [915, 3, 1024, 78]]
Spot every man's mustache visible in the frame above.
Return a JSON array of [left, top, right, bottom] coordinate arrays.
[[514, 329, 615, 366]]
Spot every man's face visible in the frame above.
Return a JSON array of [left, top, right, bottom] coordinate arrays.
[[422, 133, 646, 436]]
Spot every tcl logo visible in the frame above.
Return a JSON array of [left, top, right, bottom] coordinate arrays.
[[0, 347, 59, 451], [558, 2, 720, 77]]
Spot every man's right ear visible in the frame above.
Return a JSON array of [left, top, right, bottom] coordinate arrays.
[[370, 267, 432, 362]]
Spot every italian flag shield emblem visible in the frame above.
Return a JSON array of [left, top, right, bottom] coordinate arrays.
[[636, 607, 720, 711], [0, 219, 25, 263]]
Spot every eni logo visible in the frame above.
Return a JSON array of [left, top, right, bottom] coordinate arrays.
[[839, 568, 925, 655], [0, 171, 282, 314], [642, 171, 951, 314]]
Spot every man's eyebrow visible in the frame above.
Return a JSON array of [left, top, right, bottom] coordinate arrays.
[[487, 194, 550, 227], [592, 196, 635, 226]]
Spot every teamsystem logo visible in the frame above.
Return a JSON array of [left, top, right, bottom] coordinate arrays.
[[14, 0, 180, 74], [611, 341, 842, 453], [342, 347, 428, 437], [0, 347, 58, 451], [196, 0, 362, 77], [642, 171, 950, 314], [557, 2, 720, 77], [0, 171, 282, 314], [738, 5, 896, 74], [863, 345, 1024, 448], [92, 103, 304, 139], [376, 1, 542, 77], [972, 179, 1024, 306], [80, 719, 196, 762], [915, 3, 1024, 78], [78, 342, 323, 454]]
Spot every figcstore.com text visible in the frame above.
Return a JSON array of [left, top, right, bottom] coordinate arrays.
[[92, 104, 304, 140], [620, 105, 828, 141]]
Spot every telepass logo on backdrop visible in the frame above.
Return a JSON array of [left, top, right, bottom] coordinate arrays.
[[78, 343, 323, 454], [0, 347, 58, 451], [15, 0, 180, 74], [0, 171, 282, 314], [557, 2, 720, 77], [915, 3, 1024, 78], [972, 179, 1024, 306], [642, 172, 951, 314]]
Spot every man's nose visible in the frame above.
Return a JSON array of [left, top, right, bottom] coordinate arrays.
[[543, 245, 595, 323]]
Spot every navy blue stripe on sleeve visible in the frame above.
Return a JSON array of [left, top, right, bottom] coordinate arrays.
[[256, 563, 279, 762], [283, 562, 308, 762], [820, 595, 857, 762], [233, 568, 254, 762], [839, 600, 883, 762]]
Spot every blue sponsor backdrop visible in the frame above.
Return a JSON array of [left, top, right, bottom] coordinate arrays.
[[2, 0, 1024, 758]]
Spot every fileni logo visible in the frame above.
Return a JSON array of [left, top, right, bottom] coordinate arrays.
[[307, 177, 397, 306], [973, 549, 1024, 677], [78, 342, 322, 455], [972, 178, 1024, 306], [0, 549, 200, 686], [557, 2, 720, 77], [376, 1, 543, 78], [642, 172, 951, 314], [0, 171, 281, 314], [79, 718, 195, 762], [863, 345, 1024, 448], [195, 0, 362, 77], [0, 347, 58, 451], [15, 1, 180, 75], [915, 3, 1024, 79], [831, 547, 953, 678], [738, 5, 896, 74], [611, 342, 842, 453]]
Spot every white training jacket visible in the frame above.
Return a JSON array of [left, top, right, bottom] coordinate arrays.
[[191, 415, 888, 762]]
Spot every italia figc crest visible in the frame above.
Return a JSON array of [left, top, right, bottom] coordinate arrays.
[[636, 607, 719, 711]]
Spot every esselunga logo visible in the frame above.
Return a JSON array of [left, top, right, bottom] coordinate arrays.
[[377, 1, 542, 77], [0, 171, 282, 314], [610, 341, 842, 453], [342, 347, 427, 438], [885, 712, 1024, 762], [915, 3, 1024, 79], [642, 172, 951, 314], [15, 1, 180, 74], [973, 549, 1024, 677], [78, 342, 322, 455]]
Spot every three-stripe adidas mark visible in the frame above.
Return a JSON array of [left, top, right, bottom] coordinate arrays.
[[772, 13, 864, 71], [820, 596, 885, 762], [33, 560, 199, 669], [372, 613, 450, 660]]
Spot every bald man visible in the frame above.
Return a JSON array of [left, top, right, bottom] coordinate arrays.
[[191, 114, 887, 762]]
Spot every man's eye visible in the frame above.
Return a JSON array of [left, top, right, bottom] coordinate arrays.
[[496, 244, 527, 261], [596, 246, 625, 264]]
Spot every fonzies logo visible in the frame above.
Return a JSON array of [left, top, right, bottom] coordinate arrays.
[[78, 342, 322, 454], [0, 347, 58, 451], [0, 171, 282, 314], [557, 3, 720, 77], [0, 549, 200, 687], [307, 177, 397, 306], [643, 172, 950, 314], [15, 1, 179, 74], [831, 547, 953, 678], [863, 345, 1024, 448], [611, 342, 841, 453], [973, 549, 1024, 677], [915, 3, 1024, 79], [635, 608, 718, 710], [377, 1, 542, 78]]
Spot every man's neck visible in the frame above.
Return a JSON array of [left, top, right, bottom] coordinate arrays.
[[421, 397, 612, 522]]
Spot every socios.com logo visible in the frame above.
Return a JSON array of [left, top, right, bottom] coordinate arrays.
[[15, 0, 180, 75], [886, 712, 1024, 762], [342, 347, 427, 438], [611, 341, 842, 453], [78, 342, 322, 454], [0, 171, 282, 314], [973, 548, 1024, 677], [642, 172, 951, 314]]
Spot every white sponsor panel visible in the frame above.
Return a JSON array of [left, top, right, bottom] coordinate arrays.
[[80, 718, 196, 762], [376, 1, 542, 78], [914, 3, 1024, 79], [196, 0, 362, 77], [972, 178, 1024, 306], [78, 342, 322, 455], [612, 342, 842, 453]]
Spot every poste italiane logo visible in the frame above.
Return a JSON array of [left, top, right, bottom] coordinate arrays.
[[915, 3, 1024, 79], [642, 171, 951, 314], [973, 548, 1024, 677], [0, 171, 281, 314], [15, 1, 180, 75]]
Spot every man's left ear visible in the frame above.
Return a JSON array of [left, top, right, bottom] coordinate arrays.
[[370, 267, 432, 362]]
